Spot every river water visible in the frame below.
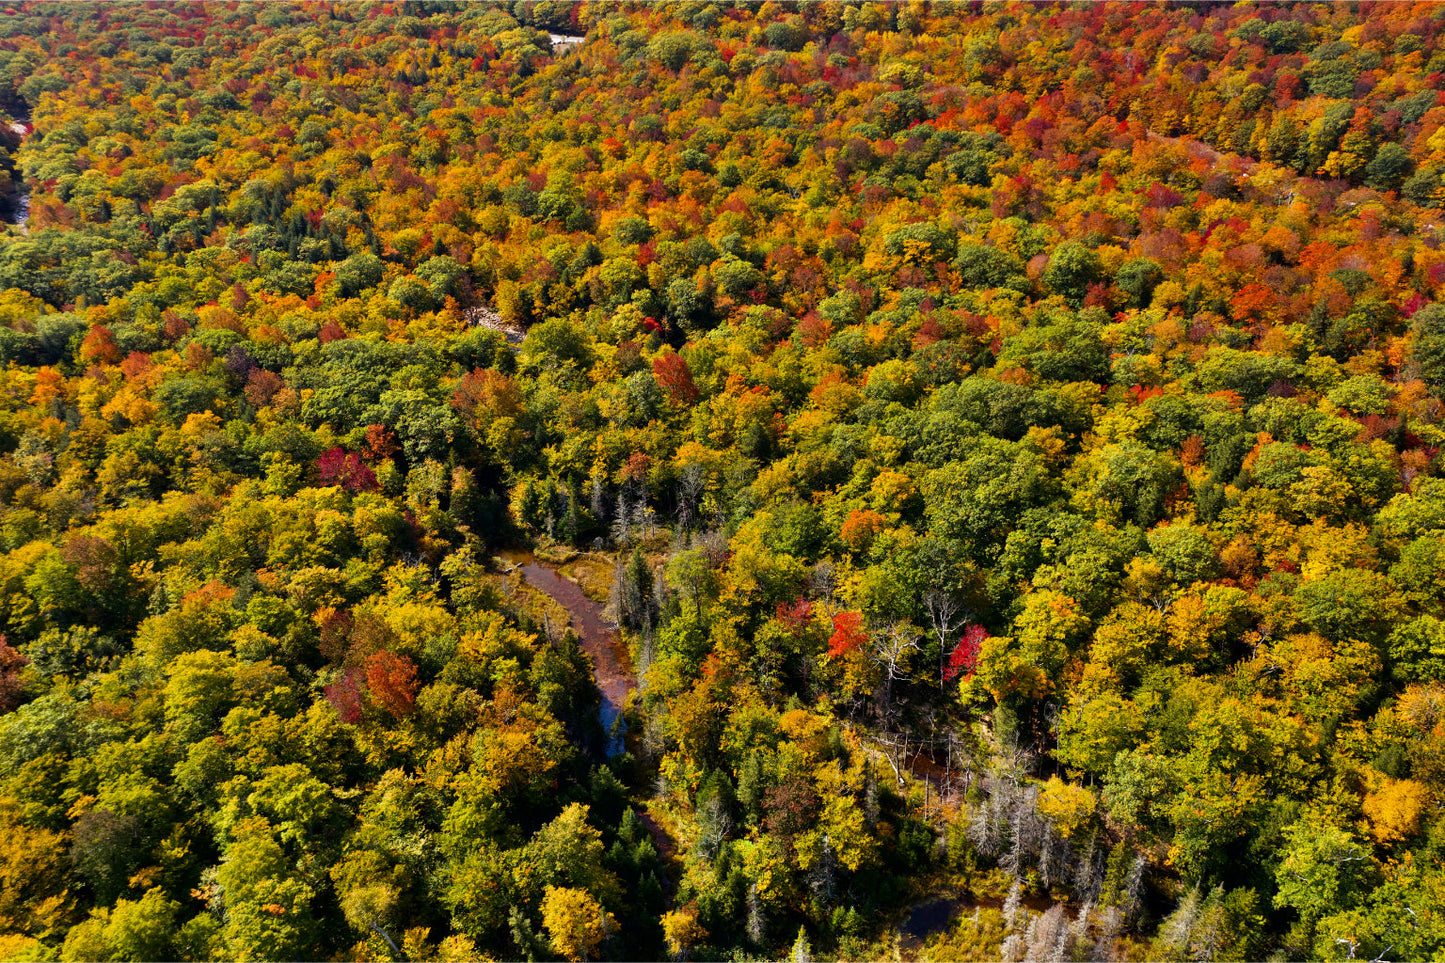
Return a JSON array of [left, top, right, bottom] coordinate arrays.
[[1, 183, 29, 228], [502, 550, 1007, 955], [501, 552, 636, 753], [2, 114, 28, 228]]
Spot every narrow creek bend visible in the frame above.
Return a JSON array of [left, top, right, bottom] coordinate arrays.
[[499, 552, 636, 753], [1, 106, 29, 228]]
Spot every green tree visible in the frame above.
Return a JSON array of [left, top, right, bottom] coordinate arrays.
[[1042, 241, 1102, 306], [104, 888, 181, 962], [1413, 303, 1445, 390], [216, 829, 320, 962], [1274, 821, 1372, 934]]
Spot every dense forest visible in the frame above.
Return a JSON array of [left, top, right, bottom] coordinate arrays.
[[0, 1, 1442, 960]]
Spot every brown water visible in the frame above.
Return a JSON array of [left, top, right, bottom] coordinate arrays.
[[500, 552, 636, 752], [900, 896, 962, 954]]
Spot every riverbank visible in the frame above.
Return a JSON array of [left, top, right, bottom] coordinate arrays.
[[495, 546, 1008, 959], [496, 549, 635, 754]]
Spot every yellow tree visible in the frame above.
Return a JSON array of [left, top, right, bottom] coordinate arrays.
[[540, 886, 615, 962]]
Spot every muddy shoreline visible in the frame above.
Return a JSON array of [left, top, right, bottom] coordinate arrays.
[[498, 551, 636, 753]]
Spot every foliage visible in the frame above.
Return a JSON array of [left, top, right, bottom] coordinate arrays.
[[0, 2, 1441, 959]]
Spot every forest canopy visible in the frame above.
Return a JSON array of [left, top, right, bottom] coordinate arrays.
[[0, 1, 1442, 961]]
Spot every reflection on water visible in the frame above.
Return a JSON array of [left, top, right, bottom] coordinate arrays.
[[501, 552, 636, 754], [900, 897, 961, 953]]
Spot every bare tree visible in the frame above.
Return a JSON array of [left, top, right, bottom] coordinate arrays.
[[1002, 879, 1025, 933], [698, 528, 730, 568], [696, 792, 732, 862], [1038, 820, 1070, 890], [1155, 884, 1229, 962], [969, 768, 1029, 860], [1093, 906, 1124, 963], [651, 563, 669, 625], [1001, 784, 1044, 880], [870, 621, 922, 727], [807, 834, 838, 907], [1073, 833, 1103, 904], [745, 883, 765, 946], [641, 713, 668, 761], [1190, 887, 1228, 962], [808, 561, 840, 619], [1120, 855, 1148, 926], [635, 630, 656, 687], [1024, 904, 1068, 963], [540, 606, 562, 645], [590, 476, 608, 524], [606, 557, 627, 625], [923, 588, 964, 686], [873, 730, 911, 787], [862, 761, 879, 828], [677, 463, 705, 532], [610, 491, 632, 546], [1068, 902, 1094, 961], [610, 550, 655, 632], [636, 502, 657, 540]]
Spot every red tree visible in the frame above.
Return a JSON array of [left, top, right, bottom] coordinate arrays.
[[762, 773, 820, 842], [0, 636, 27, 713], [796, 311, 832, 348], [318, 609, 355, 664], [365, 650, 419, 718], [317, 447, 379, 493], [623, 451, 651, 482], [840, 509, 885, 552], [79, 326, 121, 366], [244, 368, 284, 407], [324, 666, 366, 723], [61, 534, 119, 592], [776, 598, 813, 637], [362, 424, 399, 462], [652, 353, 699, 405], [945, 624, 987, 682], [827, 611, 868, 659], [119, 351, 152, 382]]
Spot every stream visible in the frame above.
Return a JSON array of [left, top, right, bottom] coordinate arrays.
[[2, 180, 28, 228], [0, 174, 28, 227], [499, 551, 684, 893], [500, 550, 1005, 954], [499, 552, 636, 754], [1, 109, 29, 229]]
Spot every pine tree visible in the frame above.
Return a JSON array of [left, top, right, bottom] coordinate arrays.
[[790, 927, 811, 963], [565, 476, 581, 545]]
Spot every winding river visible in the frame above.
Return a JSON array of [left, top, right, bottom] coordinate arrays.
[[500, 552, 636, 753], [2, 113, 28, 229], [502, 551, 994, 955]]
